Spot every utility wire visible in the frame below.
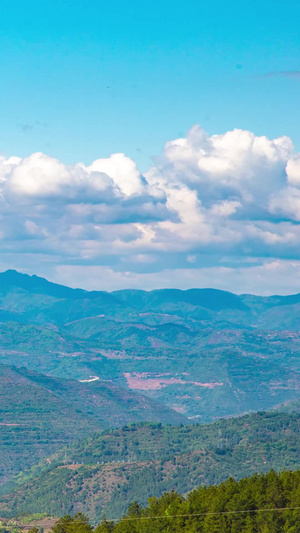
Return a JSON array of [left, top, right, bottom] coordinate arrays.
[[7, 505, 300, 528]]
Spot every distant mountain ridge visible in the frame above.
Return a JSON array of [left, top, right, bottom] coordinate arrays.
[[0, 270, 248, 321], [0, 269, 117, 303], [1, 268, 300, 320]]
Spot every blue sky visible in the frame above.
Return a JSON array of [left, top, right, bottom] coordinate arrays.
[[1, 0, 300, 169], [1, 0, 300, 293]]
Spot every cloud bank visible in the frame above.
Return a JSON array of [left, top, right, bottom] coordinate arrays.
[[1, 125, 300, 294]]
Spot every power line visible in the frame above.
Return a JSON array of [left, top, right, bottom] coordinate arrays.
[[7, 506, 300, 528]]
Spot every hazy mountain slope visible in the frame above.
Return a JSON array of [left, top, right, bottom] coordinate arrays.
[[1, 319, 300, 421], [0, 270, 125, 324], [1, 269, 300, 328], [0, 364, 187, 485], [113, 287, 248, 313], [1, 411, 299, 520], [43, 320, 300, 419], [1, 270, 300, 421]]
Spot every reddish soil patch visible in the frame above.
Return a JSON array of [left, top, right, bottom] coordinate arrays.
[[124, 373, 184, 390], [123, 372, 223, 390], [170, 405, 187, 414], [19, 517, 57, 532]]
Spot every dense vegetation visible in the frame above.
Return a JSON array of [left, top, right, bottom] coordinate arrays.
[[24, 469, 300, 532], [96, 469, 300, 532], [0, 364, 186, 485], [1, 411, 299, 519]]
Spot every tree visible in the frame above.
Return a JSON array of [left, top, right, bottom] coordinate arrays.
[[94, 517, 115, 533], [51, 514, 92, 533]]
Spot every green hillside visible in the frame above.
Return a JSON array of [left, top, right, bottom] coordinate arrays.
[[0, 364, 187, 485], [1, 411, 299, 520]]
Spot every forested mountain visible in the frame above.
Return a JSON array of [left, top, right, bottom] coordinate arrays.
[[0, 271, 300, 421], [1, 411, 299, 520], [48, 469, 300, 533], [0, 364, 186, 485]]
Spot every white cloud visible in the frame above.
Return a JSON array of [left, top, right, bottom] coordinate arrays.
[[286, 155, 300, 186], [8, 153, 70, 196], [4, 151, 144, 201], [148, 126, 293, 206], [88, 153, 143, 196], [269, 187, 300, 221], [2, 125, 300, 293], [210, 200, 241, 217]]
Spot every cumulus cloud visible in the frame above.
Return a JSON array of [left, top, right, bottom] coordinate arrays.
[[147, 126, 293, 207], [88, 153, 143, 196], [286, 155, 300, 186], [2, 125, 300, 293], [5, 152, 138, 200]]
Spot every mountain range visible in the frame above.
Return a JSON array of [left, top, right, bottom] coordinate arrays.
[[1, 270, 300, 520], [0, 270, 299, 424]]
